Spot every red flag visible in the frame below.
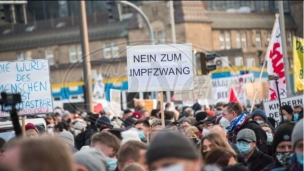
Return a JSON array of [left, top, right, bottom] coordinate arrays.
[[229, 88, 240, 104]]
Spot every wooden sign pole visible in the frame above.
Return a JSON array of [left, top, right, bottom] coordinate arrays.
[[159, 92, 165, 128]]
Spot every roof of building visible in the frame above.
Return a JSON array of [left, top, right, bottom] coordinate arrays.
[[0, 13, 138, 52], [207, 12, 297, 30]]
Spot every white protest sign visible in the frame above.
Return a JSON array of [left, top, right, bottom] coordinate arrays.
[[174, 75, 211, 101], [211, 73, 254, 87], [0, 60, 53, 116], [211, 86, 229, 103], [110, 89, 121, 116], [127, 44, 193, 92], [263, 95, 303, 126]]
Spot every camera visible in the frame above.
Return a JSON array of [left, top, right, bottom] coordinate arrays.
[[268, 74, 279, 81], [0, 92, 22, 107]]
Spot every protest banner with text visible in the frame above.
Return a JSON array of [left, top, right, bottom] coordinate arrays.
[[127, 44, 193, 92], [263, 95, 303, 126], [293, 36, 304, 92], [0, 60, 53, 116]]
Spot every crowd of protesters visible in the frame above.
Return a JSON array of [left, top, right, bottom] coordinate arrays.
[[0, 101, 303, 171]]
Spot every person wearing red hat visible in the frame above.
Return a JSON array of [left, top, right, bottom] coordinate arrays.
[[25, 123, 39, 137], [132, 111, 142, 120]]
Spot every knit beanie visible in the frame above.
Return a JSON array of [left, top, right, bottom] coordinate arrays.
[[280, 105, 293, 115], [273, 123, 295, 153], [146, 129, 199, 165], [251, 109, 267, 121], [195, 111, 208, 122], [96, 116, 113, 130], [192, 103, 202, 112], [291, 118, 303, 150], [58, 131, 75, 147], [25, 123, 39, 133], [74, 148, 108, 171]]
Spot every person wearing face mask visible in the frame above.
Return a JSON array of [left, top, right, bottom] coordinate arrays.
[[236, 129, 274, 171], [292, 105, 302, 122], [134, 119, 150, 143], [263, 123, 295, 171], [286, 118, 304, 171], [260, 123, 274, 156], [198, 116, 216, 136], [280, 105, 296, 124], [251, 109, 275, 131]]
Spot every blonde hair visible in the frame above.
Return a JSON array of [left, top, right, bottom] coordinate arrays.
[[201, 133, 236, 155], [185, 126, 199, 138], [17, 136, 75, 171]]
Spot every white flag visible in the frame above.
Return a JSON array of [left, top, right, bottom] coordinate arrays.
[[266, 15, 287, 100]]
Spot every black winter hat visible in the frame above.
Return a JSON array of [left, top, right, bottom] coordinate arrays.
[[96, 116, 113, 130], [273, 123, 295, 153], [195, 111, 208, 122], [280, 105, 293, 115], [146, 129, 199, 165], [192, 103, 202, 112]]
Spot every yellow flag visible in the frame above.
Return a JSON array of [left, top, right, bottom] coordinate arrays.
[[293, 36, 304, 92]]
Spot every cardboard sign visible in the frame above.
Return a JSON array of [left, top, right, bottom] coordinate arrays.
[[174, 75, 211, 100], [263, 95, 303, 126], [127, 44, 193, 92], [0, 60, 53, 116], [110, 89, 121, 116]]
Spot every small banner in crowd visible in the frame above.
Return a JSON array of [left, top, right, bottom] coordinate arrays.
[[293, 36, 304, 92], [263, 95, 303, 126]]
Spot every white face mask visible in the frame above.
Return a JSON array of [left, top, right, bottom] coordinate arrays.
[[256, 120, 264, 124], [283, 115, 288, 121], [266, 132, 273, 144], [158, 164, 184, 171], [203, 128, 210, 136], [220, 117, 230, 128]]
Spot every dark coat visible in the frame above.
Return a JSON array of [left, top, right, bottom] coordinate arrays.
[[247, 148, 274, 171], [228, 117, 268, 153]]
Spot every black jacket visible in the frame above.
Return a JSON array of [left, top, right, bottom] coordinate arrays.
[[228, 117, 268, 153], [246, 148, 274, 171]]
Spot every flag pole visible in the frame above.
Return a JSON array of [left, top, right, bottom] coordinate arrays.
[[250, 14, 279, 113]]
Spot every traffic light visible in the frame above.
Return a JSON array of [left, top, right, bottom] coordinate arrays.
[[197, 52, 217, 75], [107, 1, 121, 21]]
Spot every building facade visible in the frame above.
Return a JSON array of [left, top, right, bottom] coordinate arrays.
[[0, 1, 302, 106]]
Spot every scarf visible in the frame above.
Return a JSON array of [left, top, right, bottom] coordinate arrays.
[[288, 153, 303, 171], [226, 113, 247, 132]]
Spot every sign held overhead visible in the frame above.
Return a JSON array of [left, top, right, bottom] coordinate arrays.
[[0, 60, 53, 117], [127, 44, 193, 92]]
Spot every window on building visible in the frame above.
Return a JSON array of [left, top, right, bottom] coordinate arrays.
[[17, 51, 32, 60], [111, 41, 119, 58], [158, 30, 166, 44], [236, 31, 241, 48], [45, 48, 54, 65], [234, 56, 244, 66], [241, 31, 247, 48], [17, 52, 25, 60], [103, 41, 120, 59], [219, 31, 225, 49], [246, 58, 256, 68], [267, 31, 271, 44], [224, 31, 231, 49], [287, 31, 292, 47], [69, 45, 82, 63], [103, 42, 112, 59], [255, 31, 262, 47]]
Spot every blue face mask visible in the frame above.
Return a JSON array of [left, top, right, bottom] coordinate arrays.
[[294, 113, 299, 122], [106, 158, 117, 171], [236, 141, 252, 154], [138, 131, 146, 141], [266, 132, 273, 144], [297, 153, 304, 165]]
